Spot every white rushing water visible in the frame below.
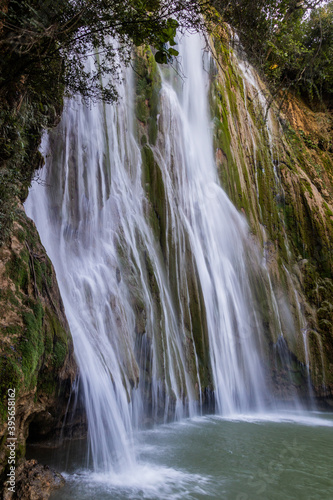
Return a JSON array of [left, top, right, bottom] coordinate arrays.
[[157, 34, 267, 414], [26, 33, 277, 473]]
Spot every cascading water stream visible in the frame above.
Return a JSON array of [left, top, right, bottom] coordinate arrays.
[[26, 63, 141, 472], [156, 34, 268, 414], [26, 32, 279, 473]]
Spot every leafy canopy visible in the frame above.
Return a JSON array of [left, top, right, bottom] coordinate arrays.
[[0, 0, 210, 103], [212, 0, 333, 104], [1, 0, 332, 105]]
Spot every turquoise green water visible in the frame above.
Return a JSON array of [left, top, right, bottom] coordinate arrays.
[[36, 411, 333, 499]]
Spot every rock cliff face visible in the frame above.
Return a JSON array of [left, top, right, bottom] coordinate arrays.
[[209, 32, 333, 403], [0, 207, 76, 480]]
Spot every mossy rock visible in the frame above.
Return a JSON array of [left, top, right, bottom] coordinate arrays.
[[141, 145, 168, 260], [0, 210, 76, 476], [134, 47, 162, 146]]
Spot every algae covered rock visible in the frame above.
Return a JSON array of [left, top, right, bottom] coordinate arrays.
[[0, 207, 76, 478]]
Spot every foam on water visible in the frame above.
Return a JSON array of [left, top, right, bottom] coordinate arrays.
[[59, 464, 209, 500], [210, 411, 333, 427]]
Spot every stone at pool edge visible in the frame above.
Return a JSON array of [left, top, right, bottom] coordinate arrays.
[[3, 459, 65, 500]]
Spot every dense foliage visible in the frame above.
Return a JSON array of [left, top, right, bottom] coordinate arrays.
[[0, 0, 209, 103], [213, 0, 333, 104], [275, 2, 333, 102], [1, 0, 332, 111]]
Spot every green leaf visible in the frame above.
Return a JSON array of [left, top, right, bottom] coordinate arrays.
[[155, 51, 168, 64], [168, 48, 179, 57]]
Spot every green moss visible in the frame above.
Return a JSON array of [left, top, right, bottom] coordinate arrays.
[[299, 130, 317, 149], [17, 230, 26, 243], [324, 202, 333, 218], [0, 288, 20, 308], [33, 259, 43, 291], [35, 309, 70, 397], [213, 36, 232, 67], [45, 307, 67, 344], [20, 306, 44, 387], [136, 97, 149, 124], [0, 357, 22, 420], [5, 253, 29, 293], [187, 265, 211, 388], [141, 134, 147, 146], [148, 116, 158, 145], [301, 178, 314, 198], [141, 145, 167, 259], [134, 47, 161, 146], [308, 330, 329, 388], [53, 341, 67, 370]]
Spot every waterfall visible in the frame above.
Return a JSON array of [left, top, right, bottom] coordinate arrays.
[[156, 34, 267, 413], [26, 33, 271, 472]]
